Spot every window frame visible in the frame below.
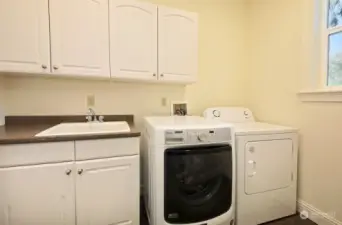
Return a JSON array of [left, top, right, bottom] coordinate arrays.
[[298, 0, 342, 102], [321, 0, 342, 89]]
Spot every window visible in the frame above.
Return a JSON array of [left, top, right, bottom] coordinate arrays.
[[325, 0, 342, 86], [298, 0, 342, 101]]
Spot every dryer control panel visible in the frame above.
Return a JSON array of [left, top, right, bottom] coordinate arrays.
[[203, 107, 255, 122], [164, 128, 231, 145]]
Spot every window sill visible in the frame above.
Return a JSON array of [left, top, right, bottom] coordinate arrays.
[[298, 89, 342, 102]]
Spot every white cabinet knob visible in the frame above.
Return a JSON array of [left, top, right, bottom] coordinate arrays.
[[248, 172, 257, 177], [249, 146, 255, 153], [65, 169, 72, 175]]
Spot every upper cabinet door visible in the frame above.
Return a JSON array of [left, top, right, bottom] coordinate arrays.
[[49, 0, 110, 77], [110, 0, 157, 81], [0, 0, 50, 74], [158, 6, 198, 83]]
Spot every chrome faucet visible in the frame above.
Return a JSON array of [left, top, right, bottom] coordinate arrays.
[[86, 108, 105, 122], [86, 108, 97, 122]]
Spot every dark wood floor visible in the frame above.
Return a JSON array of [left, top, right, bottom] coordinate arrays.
[[262, 216, 316, 225], [140, 200, 316, 225]]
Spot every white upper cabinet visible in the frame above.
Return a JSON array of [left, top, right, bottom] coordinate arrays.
[[0, 162, 75, 225], [75, 156, 139, 225], [49, 0, 110, 77], [158, 6, 198, 83], [0, 0, 50, 74], [110, 0, 158, 81], [0, 0, 198, 83]]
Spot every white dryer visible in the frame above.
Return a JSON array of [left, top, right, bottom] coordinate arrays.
[[142, 116, 235, 225], [203, 108, 298, 225]]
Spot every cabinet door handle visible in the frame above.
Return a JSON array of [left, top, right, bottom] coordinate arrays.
[[65, 169, 72, 175], [41, 64, 47, 69], [53, 65, 59, 70], [248, 171, 257, 177], [78, 169, 84, 175], [153, 73, 156, 77], [160, 74, 164, 77]]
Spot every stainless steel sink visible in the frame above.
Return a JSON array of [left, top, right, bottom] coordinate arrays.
[[35, 122, 131, 137]]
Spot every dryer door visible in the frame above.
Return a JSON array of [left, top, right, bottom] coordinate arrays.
[[245, 139, 293, 195]]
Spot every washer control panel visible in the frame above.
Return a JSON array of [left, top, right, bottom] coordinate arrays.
[[165, 128, 231, 145]]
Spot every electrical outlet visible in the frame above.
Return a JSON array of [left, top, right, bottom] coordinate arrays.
[[87, 95, 95, 107], [161, 97, 167, 107]]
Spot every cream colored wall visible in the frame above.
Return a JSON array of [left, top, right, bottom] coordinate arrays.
[[247, 0, 342, 221], [3, 0, 247, 125], [146, 0, 248, 111], [0, 76, 4, 110], [3, 76, 185, 125]]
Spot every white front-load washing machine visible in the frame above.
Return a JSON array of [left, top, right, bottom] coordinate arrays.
[[142, 116, 235, 225], [203, 108, 298, 225]]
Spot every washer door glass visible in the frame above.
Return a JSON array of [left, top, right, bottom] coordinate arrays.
[[164, 144, 233, 224]]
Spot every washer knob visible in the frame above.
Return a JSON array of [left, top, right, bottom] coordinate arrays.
[[197, 133, 208, 142]]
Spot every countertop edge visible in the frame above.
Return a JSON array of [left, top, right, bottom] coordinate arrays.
[[0, 131, 141, 145], [0, 115, 141, 145]]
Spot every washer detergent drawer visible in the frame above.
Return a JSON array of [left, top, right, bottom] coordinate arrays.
[[245, 139, 293, 195]]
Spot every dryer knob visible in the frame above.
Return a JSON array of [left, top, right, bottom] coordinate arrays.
[[213, 110, 221, 118]]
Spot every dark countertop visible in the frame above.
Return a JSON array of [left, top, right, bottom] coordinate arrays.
[[0, 115, 141, 145]]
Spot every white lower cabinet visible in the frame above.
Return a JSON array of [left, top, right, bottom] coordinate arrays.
[[0, 162, 75, 225], [0, 138, 140, 225], [76, 156, 139, 225]]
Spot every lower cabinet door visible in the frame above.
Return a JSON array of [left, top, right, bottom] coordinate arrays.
[[0, 162, 75, 225], [75, 156, 139, 225]]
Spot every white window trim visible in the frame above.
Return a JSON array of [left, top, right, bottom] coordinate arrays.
[[299, 0, 342, 102], [298, 89, 342, 102]]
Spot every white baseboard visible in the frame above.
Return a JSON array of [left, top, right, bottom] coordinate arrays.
[[297, 199, 342, 225]]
